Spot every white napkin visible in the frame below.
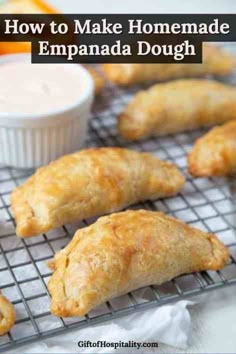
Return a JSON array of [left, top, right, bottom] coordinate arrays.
[[7, 300, 194, 354]]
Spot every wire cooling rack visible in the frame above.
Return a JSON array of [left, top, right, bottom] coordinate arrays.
[[1, 62, 236, 353]]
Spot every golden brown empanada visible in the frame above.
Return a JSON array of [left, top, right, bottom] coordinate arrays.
[[188, 120, 236, 177], [48, 209, 229, 317], [102, 44, 234, 86], [11, 147, 184, 238], [0, 291, 15, 336], [118, 79, 236, 141], [84, 65, 105, 95]]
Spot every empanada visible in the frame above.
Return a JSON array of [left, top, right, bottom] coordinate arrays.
[[11, 147, 184, 238], [102, 44, 234, 86], [188, 120, 236, 177], [0, 291, 15, 336], [48, 209, 229, 317], [118, 79, 236, 141]]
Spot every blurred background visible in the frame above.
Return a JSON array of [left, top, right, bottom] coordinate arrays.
[[0, 0, 235, 14], [49, 0, 236, 13]]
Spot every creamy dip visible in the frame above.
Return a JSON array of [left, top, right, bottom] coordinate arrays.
[[0, 62, 84, 115]]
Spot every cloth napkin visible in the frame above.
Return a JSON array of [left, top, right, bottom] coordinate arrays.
[[8, 300, 194, 353]]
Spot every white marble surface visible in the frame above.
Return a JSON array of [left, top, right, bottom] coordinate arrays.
[[6, 1, 236, 352]]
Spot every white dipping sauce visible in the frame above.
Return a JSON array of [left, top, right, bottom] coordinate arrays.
[[0, 62, 83, 115]]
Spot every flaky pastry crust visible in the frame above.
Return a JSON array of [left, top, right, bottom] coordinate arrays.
[[118, 79, 236, 140], [48, 209, 229, 317], [11, 147, 184, 238], [102, 44, 234, 86], [188, 120, 236, 176], [0, 291, 15, 336]]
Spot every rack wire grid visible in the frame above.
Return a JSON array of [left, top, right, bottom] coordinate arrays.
[[1, 58, 236, 353]]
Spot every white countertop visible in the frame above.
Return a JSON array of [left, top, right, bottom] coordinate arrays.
[[6, 1, 236, 352]]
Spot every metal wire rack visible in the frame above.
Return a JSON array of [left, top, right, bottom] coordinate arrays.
[[1, 63, 236, 353]]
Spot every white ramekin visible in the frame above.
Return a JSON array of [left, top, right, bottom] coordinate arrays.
[[0, 54, 94, 169]]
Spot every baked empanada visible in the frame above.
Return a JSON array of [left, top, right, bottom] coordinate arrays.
[[11, 147, 184, 238], [188, 120, 236, 177], [102, 44, 234, 86], [0, 291, 15, 336], [48, 209, 229, 317], [118, 79, 236, 141]]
